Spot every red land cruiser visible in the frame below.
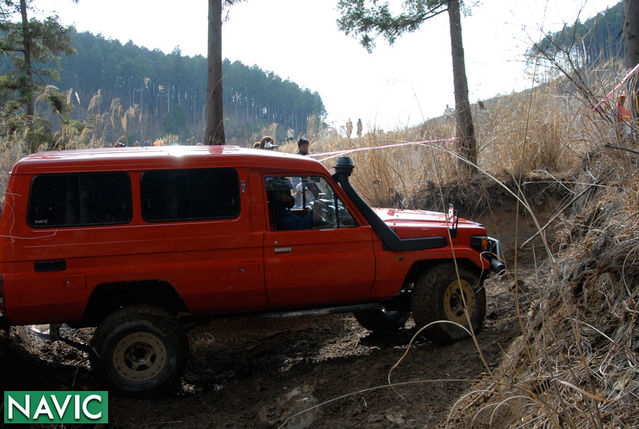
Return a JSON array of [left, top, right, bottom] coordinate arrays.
[[0, 145, 503, 395]]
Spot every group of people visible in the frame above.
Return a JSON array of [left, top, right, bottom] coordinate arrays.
[[253, 135, 310, 156]]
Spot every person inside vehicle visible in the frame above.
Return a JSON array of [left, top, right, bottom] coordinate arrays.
[[292, 176, 319, 210], [266, 177, 321, 230]]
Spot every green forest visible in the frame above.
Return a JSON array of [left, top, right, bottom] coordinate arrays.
[[59, 31, 326, 145], [529, 1, 623, 64], [0, 29, 326, 148], [0, 1, 624, 151]]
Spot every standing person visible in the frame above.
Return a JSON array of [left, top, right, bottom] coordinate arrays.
[[346, 119, 353, 139], [356, 118, 362, 138], [617, 92, 631, 123], [616, 92, 632, 138], [286, 126, 295, 142], [297, 138, 310, 156], [292, 138, 311, 209]]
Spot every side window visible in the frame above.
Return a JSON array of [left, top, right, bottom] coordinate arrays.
[[266, 175, 357, 231], [141, 168, 239, 222], [28, 172, 132, 228]]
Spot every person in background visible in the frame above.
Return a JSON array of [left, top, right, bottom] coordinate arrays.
[[617, 92, 631, 124], [286, 126, 295, 142], [255, 136, 278, 150], [615, 92, 633, 139], [356, 118, 362, 138], [297, 138, 310, 156]]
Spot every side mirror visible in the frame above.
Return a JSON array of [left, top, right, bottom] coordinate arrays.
[[447, 203, 459, 238]]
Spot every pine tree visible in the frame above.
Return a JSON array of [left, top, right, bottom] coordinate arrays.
[[337, 0, 478, 176], [0, 0, 76, 153]]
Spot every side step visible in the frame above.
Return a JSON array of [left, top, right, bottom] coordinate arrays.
[[30, 324, 90, 352], [261, 303, 379, 319]]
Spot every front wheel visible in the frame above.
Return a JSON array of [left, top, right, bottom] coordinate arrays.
[[411, 263, 486, 345], [90, 305, 188, 396]]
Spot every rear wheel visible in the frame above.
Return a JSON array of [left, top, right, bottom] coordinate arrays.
[[90, 305, 188, 396], [354, 305, 409, 332], [411, 263, 485, 344]]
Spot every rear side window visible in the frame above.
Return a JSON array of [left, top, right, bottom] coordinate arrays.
[[28, 172, 132, 228], [141, 168, 240, 222]]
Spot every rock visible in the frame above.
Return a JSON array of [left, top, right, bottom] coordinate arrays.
[[259, 385, 318, 428]]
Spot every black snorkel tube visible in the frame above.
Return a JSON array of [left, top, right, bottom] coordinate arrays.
[[332, 156, 447, 252]]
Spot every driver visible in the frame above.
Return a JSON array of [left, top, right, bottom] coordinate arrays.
[[266, 177, 315, 231]]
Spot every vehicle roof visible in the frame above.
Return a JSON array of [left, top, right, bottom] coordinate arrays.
[[11, 145, 330, 175]]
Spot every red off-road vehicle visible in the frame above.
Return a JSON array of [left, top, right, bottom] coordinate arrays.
[[0, 145, 503, 395]]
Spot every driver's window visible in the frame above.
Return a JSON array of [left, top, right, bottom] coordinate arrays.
[[265, 175, 357, 231]]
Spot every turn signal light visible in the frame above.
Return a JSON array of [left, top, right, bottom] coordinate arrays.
[[470, 235, 488, 251]]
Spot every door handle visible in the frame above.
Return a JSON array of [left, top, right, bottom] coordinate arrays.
[[274, 247, 292, 254]]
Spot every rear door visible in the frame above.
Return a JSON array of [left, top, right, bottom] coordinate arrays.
[[263, 175, 375, 307]]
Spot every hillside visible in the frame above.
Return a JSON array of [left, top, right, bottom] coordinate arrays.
[[0, 30, 326, 146]]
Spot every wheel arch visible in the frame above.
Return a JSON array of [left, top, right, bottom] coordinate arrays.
[[83, 280, 189, 326], [403, 258, 483, 287]]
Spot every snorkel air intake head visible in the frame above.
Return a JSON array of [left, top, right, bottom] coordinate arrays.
[[334, 156, 354, 178]]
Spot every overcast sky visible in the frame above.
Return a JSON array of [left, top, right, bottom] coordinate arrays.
[[40, 0, 620, 132]]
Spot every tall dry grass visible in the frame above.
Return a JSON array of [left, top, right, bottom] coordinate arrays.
[[278, 60, 639, 427], [1, 57, 637, 427], [274, 79, 592, 210]]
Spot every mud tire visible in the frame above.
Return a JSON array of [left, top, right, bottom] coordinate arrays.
[[411, 263, 485, 345], [90, 305, 188, 396]]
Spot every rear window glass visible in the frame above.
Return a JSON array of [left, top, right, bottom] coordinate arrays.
[[141, 168, 240, 222], [28, 172, 132, 228]]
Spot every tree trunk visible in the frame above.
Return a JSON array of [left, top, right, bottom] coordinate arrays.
[[19, 0, 35, 152], [624, 0, 639, 121], [624, 0, 639, 70], [447, 0, 477, 175], [205, 0, 225, 145]]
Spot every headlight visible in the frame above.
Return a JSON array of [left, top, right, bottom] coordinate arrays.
[[470, 235, 488, 251]]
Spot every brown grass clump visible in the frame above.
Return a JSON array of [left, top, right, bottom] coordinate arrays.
[[444, 126, 639, 427]]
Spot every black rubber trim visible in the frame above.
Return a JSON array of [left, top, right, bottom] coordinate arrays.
[[332, 156, 447, 252]]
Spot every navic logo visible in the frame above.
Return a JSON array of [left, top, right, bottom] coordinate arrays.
[[4, 391, 108, 424]]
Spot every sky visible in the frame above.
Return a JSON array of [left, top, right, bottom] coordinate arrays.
[[39, 0, 621, 132]]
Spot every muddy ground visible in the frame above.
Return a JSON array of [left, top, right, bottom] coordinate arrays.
[[0, 184, 562, 428], [0, 265, 543, 429]]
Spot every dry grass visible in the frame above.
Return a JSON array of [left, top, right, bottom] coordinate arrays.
[[442, 142, 639, 428], [439, 67, 639, 427], [1, 59, 637, 427]]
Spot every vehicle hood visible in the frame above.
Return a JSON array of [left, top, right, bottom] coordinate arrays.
[[373, 207, 486, 239]]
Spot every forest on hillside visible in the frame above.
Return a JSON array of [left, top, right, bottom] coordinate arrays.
[[0, 30, 326, 147], [530, 1, 623, 64], [58, 32, 326, 145], [0, 2, 625, 150]]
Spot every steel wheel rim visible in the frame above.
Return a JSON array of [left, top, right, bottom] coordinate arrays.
[[113, 332, 167, 382], [443, 279, 476, 324]]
